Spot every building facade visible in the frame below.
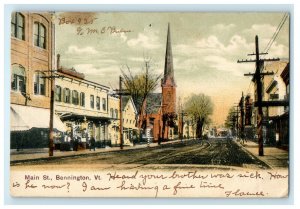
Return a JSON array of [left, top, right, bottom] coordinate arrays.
[[54, 57, 112, 148], [10, 12, 65, 149], [263, 61, 289, 146]]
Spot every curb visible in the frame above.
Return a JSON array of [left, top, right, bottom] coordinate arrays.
[[232, 140, 273, 169], [10, 140, 186, 165]]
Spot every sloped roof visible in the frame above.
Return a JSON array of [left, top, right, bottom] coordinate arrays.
[[146, 93, 162, 114], [121, 96, 131, 111]]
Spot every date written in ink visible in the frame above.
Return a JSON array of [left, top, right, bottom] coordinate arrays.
[[58, 16, 98, 25]]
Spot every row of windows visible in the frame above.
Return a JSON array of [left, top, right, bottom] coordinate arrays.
[[123, 118, 135, 125], [11, 12, 46, 49], [55, 85, 107, 111], [11, 65, 109, 111], [11, 65, 46, 96]]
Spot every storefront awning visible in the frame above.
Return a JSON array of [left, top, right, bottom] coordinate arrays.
[[10, 104, 66, 132]]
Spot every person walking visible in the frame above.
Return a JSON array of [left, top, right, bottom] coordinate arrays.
[[90, 136, 96, 151]]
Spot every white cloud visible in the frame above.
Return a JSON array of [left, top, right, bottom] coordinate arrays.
[[72, 64, 120, 76], [127, 30, 161, 49], [212, 23, 236, 32], [110, 32, 128, 42], [128, 57, 145, 62], [65, 45, 99, 55], [266, 42, 289, 58], [196, 35, 224, 49], [242, 24, 277, 39]]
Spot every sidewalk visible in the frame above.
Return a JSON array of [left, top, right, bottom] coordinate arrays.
[[235, 139, 289, 169], [10, 139, 183, 163]]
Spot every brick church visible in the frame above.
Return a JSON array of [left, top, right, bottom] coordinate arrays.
[[145, 23, 177, 143]]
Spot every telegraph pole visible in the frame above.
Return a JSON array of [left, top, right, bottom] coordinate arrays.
[[235, 105, 239, 138], [119, 76, 124, 150], [239, 92, 245, 141], [49, 70, 55, 156], [238, 35, 278, 156], [41, 70, 64, 157]]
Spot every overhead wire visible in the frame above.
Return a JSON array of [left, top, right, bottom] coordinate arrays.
[[243, 12, 288, 98]]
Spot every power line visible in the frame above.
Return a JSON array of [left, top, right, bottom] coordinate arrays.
[[244, 13, 288, 96], [263, 13, 288, 54]]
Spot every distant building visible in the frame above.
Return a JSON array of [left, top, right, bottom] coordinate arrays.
[[10, 12, 65, 149], [108, 95, 138, 146]]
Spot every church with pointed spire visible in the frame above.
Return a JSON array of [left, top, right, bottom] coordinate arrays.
[[162, 23, 176, 115], [145, 23, 177, 142]]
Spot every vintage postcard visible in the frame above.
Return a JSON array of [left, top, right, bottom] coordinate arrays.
[[9, 11, 289, 198]]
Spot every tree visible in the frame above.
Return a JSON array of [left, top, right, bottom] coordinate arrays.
[[184, 93, 214, 139], [225, 106, 237, 135], [121, 59, 162, 131]]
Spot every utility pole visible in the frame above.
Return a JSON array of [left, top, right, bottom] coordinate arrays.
[[239, 92, 245, 141], [238, 35, 278, 156], [41, 70, 64, 157], [113, 76, 131, 150], [235, 105, 239, 139], [119, 76, 124, 150], [49, 70, 55, 156]]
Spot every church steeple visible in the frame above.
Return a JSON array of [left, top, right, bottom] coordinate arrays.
[[163, 23, 176, 86]]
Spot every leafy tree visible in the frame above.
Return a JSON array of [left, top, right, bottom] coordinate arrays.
[[225, 106, 237, 135], [184, 93, 214, 139]]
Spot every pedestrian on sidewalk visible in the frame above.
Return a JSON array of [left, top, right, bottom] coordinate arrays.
[[73, 136, 79, 151], [89, 136, 96, 151]]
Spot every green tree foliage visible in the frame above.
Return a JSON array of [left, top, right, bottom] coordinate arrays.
[[184, 93, 214, 139], [225, 106, 237, 131]]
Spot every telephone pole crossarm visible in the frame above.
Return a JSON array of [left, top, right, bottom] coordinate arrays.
[[237, 35, 280, 157]]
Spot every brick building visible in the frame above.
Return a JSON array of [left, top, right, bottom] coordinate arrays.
[[144, 23, 177, 142], [10, 12, 65, 149]]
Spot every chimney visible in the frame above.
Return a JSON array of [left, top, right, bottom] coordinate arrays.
[[57, 54, 61, 70]]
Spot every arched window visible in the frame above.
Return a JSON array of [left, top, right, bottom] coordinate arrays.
[[63, 88, 70, 103], [11, 64, 26, 92], [34, 72, 45, 95], [11, 12, 25, 40], [34, 22, 46, 49], [55, 85, 62, 102], [72, 90, 79, 105], [80, 92, 85, 107]]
